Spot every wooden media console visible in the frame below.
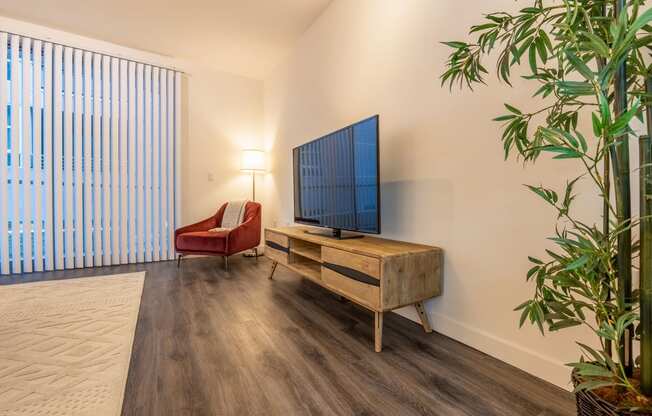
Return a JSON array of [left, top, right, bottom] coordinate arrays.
[[264, 226, 443, 352]]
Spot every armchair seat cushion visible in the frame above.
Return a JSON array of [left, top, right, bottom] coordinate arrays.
[[176, 230, 229, 254]]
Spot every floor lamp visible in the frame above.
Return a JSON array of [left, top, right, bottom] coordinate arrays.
[[241, 149, 266, 257], [241, 149, 266, 200]]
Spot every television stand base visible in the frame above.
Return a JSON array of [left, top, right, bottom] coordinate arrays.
[[304, 228, 364, 240], [264, 226, 443, 352]]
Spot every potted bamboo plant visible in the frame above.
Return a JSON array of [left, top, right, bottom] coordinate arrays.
[[442, 1, 652, 414]]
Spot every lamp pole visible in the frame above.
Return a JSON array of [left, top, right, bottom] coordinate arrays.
[[241, 150, 265, 202], [252, 171, 256, 202], [241, 149, 265, 258]]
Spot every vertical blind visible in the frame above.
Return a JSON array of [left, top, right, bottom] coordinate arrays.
[[0, 32, 181, 275]]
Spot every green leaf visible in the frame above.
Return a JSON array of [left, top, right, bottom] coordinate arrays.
[[533, 84, 551, 98], [469, 23, 496, 33], [564, 50, 594, 81], [536, 36, 547, 63], [504, 103, 522, 114], [628, 7, 652, 36], [610, 11, 626, 45], [572, 362, 614, 378], [533, 302, 545, 334], [615, 313, 638, 339], [485, 14, 504, 24], [442, 41, 467, 49], [518, 307, 529, 328], [573, 380, 617, 393], [557, 81, 594, 96], [577, 343, 605, 366], [578, 31, 610, 57], [598, 92, 612, 125], [575, 131, 588, 153], [607, 99, 641, 136], [560, 129, 578, 148], [539, 31, 553, 54], [596, 327, 617, 342], [526, 185, 559, 204], [549, 320, 581, 331], [592, 112, 602, 137], [528, 256, 544, 264], [565, 255, 588, 271], [528, 43, 537, 74], [542, 146, 583, 159], [493, 114, 517, 122]]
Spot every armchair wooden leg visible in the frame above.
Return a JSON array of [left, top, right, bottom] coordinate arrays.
[[415, 301, 433, 333], [224, 256, 229, 271], [177, 254, 183, 268], [269, 261, 278, 280]]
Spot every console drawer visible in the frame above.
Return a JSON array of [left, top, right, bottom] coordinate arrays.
[[265, 231, 289, 265], [322, 246, 380, 280], [322, 266, 380, 309], [265, 230, 289, 248]]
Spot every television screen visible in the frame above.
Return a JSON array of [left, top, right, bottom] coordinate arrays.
[[293, 115, 380, 234]]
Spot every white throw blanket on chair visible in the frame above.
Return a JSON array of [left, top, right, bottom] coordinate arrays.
[[209, 200, 248, 232]]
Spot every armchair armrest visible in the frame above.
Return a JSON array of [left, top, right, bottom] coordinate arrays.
[[227, 213, 261, 255], [175, 215, 218, 240]]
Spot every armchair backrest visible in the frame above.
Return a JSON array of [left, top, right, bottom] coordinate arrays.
[[242, 201, 261, 223], [215, 201, 261, 227]]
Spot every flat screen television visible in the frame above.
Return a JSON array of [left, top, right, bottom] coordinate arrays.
[[293, 115, 380, 238]]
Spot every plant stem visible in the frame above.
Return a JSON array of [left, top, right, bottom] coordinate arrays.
[[640, 134, 652, 395], [641, 78, 652, 395], [596, 0, 612, 360], [613, 0, 633, 377]]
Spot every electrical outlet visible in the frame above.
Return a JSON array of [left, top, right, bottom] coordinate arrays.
[[207, 172, 214, 182]]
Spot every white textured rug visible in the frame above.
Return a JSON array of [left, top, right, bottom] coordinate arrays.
[[0, 272, 145, 416]]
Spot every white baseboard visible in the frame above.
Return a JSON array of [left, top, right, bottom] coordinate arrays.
[[393, 306, 572, 390]]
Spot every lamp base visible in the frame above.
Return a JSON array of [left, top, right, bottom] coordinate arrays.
[[244, 248, 263, 257]]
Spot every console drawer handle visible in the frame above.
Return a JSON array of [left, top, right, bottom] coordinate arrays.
[[323, 262, 380, 287], [265, 240, 289, 253]]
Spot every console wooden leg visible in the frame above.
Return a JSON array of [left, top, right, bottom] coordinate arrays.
[[269, 261, 278, 280], [415, 301, 433, 333], [374, 311, 383, 352]]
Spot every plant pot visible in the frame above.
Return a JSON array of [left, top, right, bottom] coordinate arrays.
[[572, 370, 638, 415]]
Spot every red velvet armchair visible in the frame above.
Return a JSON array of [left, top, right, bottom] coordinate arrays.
[[175, 201, 261, 270]]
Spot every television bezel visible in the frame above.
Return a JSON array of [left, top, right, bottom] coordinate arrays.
[[292, 114, 381, 235]]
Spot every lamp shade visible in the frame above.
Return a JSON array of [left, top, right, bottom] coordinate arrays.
[[241, 149, 266, 172]]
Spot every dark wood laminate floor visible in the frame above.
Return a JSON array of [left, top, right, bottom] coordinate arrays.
[[1, 255, 575, 416]]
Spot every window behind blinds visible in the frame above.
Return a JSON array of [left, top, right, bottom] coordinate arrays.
[[0, 32, 181, 274]]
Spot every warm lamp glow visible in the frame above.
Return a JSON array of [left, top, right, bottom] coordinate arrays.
[[241, 149, 266, 172]]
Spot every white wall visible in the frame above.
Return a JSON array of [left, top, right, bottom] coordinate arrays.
[[0, 15, 264, 226], [262, 0, 599, 389], [181, 65, 263, 224]]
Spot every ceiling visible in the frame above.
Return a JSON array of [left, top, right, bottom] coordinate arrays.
[[0, 0, 332, 79]]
